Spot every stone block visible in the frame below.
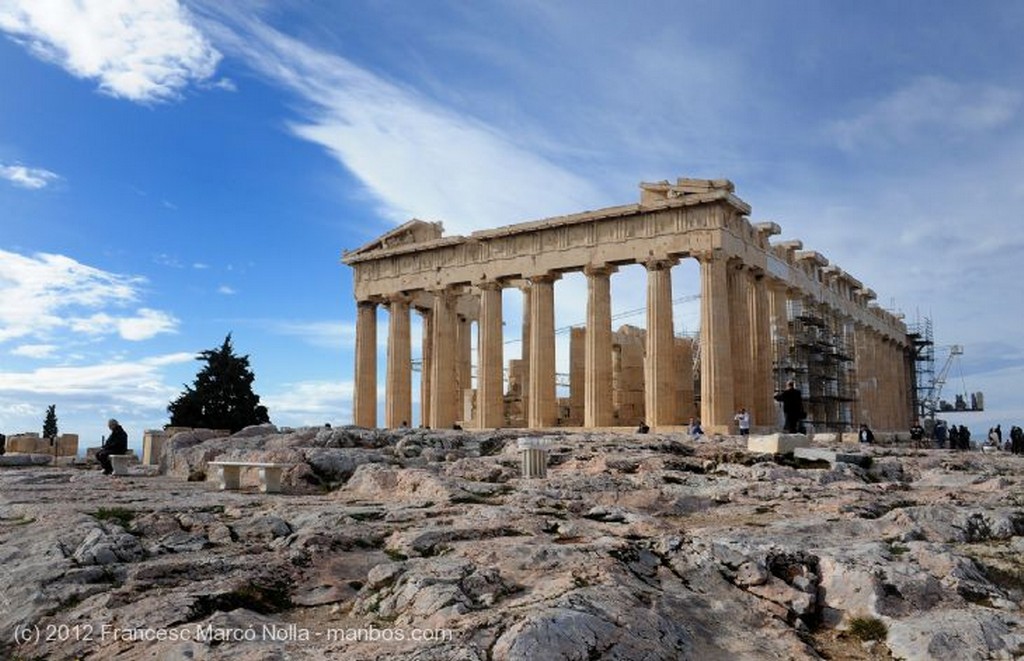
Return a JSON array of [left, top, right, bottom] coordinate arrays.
[[747, 433, 811, 454], [793, 447, 871, 467]]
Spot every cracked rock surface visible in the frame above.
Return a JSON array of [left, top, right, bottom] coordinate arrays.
[[1, 426, 1022, 660]]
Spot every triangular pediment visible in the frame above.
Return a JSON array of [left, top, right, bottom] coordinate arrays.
[[345, 219, 445, 258]]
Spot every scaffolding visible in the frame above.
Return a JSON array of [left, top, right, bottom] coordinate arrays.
[[907, 317, 934, 422], [774, 299, 856, 432]]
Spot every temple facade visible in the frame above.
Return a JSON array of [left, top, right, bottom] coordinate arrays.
[[343, 178, 914, 433]]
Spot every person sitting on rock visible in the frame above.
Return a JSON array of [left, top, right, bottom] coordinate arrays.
[[636, 421, 650, 434], [858, 423, 875, 444], [96, 418, 128, 476], [688, 418, 704, 438]]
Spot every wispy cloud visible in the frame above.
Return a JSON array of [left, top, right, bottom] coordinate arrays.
[[270, 320, 355, 350], [200, 10, 606, 236], [829, 76, 1023, 151], [262, 379, 352, 426], [217, 285, 236, 295], [0, 353, 197, 434], [0, 162, 59, 189], [10, 344, 58, 359], [0, 0, 220, 103], [0, 249, 177, 343]]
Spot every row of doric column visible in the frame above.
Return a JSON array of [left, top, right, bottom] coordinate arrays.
[[352, 253, 911, 432]]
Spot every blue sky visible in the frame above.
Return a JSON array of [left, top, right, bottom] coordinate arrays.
[[2, 1, 1022, 451]]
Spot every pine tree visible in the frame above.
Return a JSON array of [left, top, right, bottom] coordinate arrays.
[[168, 334, 270, 433], [42, 404, 59, 440]]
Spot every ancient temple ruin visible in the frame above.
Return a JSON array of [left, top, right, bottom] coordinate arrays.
[[342, 178, 913, 433]]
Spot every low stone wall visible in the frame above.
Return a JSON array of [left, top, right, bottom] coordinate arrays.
[[5, 433, 78, 457]]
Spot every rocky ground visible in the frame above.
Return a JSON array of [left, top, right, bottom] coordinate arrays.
[[1, 425, 1022, 660]]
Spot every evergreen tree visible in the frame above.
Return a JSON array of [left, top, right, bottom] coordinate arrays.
[[168, 334, 270, 433], [42, 404, 59, 440]]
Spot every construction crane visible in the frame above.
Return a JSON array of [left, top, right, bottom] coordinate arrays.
[[919, 344, 983, 420], [923, 345, 962, 420]]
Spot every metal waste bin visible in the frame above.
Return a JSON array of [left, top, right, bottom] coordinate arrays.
[[517, 437, 549, 478]]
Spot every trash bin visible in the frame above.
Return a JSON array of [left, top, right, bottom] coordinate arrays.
[[517, 437, 549, 478]]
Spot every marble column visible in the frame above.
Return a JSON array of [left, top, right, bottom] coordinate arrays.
[[749, 271, 773, 430], [584, 264, 616, 428], [384, 295, 411, 428], [528, 273, 559, 428], [456, 311, 473, 423], [417, 307, 433, 427], [520, 284, 532, 418], [353, 300, 378, 428], [477, 281, 504, 428], [699, 253, 734, 433], [728, 263, 753, 425], [429, 288, 457, 429], [644, 258, 677, 427]]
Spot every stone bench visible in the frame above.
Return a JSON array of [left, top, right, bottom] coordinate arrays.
[[207, 461, 291, 493], [109, 454, 135, 476]]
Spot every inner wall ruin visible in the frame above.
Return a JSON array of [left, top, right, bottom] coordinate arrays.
[[343, 178, 913, 434]]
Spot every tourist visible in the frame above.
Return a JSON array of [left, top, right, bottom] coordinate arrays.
[[774, 381, 805, 433], [858, 423, 875, 444], [1011, 426, 1023, 454], [934, 420, 948, 449], [734, 408, 751, 436], [96, 418, 128, 476], [637, 421, 650, 434], [909, 420, 925, 446], [688, 417, 704, 438]]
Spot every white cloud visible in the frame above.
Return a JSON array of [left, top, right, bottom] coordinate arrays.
[[118, 308, 179, 340], [271, 320, 355, 350], [0, 0, 220, 103], [217, 284, 236, 295], [0, 249, 177, 343], [0, 163, 59, 189], [205, 12, 607, 235], [263, 380, 352, 426], [829, 76, 1023, 151], [10, 343, 57, 358], [69, 308, 178, 341]]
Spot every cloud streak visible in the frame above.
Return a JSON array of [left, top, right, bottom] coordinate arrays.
[[200, 9, 607, 236], [0, 249, 178, 343], [0, 0, 221, 103], [829, 76, 1023, 151], [0, 162, 59, 189]]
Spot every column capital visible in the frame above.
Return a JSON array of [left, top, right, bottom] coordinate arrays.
[[583, 263, 619, 278], [384, 292, 412, 306], [476, 279, 504, 292], [526, 272, 562, 285], [641, 256, 679, 271]]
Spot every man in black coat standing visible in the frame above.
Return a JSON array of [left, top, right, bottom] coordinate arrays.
[[97, 418, 128, 475], [774, 380, 805, 433]]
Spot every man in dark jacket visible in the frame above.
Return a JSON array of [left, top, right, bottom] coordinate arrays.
[[97, 418, 128, 475], [774, 380, 805, 433]]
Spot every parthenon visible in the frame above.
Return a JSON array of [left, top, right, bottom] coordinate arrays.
[[343, 177, 914, 434]]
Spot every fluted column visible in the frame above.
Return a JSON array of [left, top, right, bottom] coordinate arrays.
[[749, 271, 773, 430], [644, 258, 677, 427], [385, 295, 412, 428], [584, 264, 616, 427], [728, 263, 753, 425], [528, 273, 559, 428], [417, 307, 433, 427], [429, 288, 457, 429], [354, 300, 378, 428], [456, 311, 473, 423], [699, 253, 734, 433], [520, 284, 532, 418], [477, 281, 504, 428]]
